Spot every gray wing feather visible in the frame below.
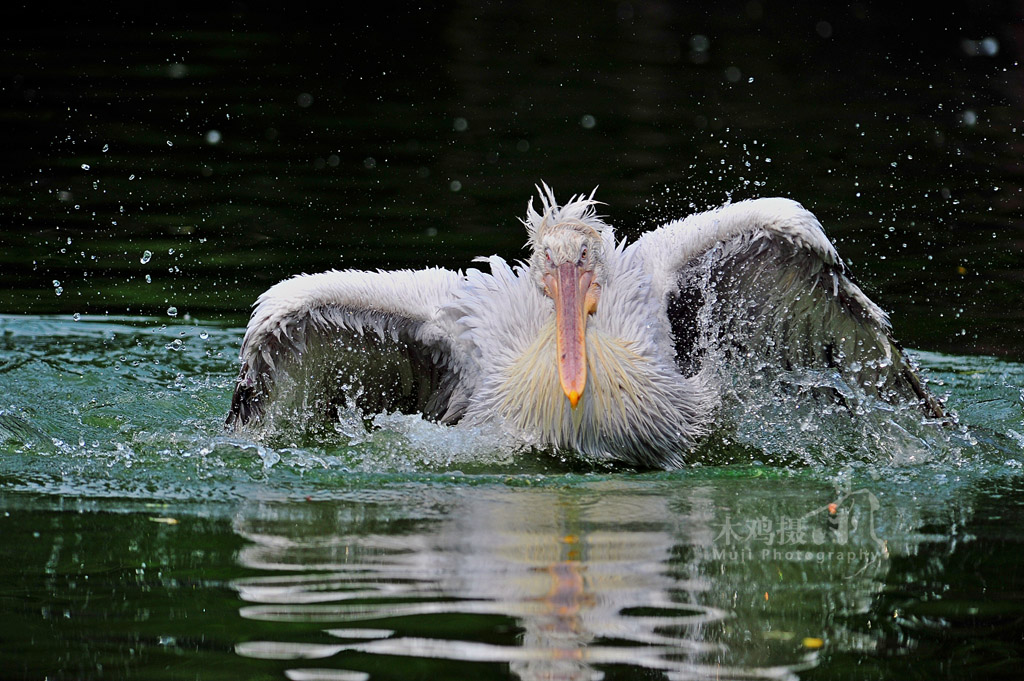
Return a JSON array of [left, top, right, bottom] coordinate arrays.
[[670, 225, 944, 417], [226, 268, 468, 431]]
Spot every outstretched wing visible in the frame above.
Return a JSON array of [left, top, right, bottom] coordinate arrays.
[[226, 267, 471, 431], [632, 198, 943, 416]]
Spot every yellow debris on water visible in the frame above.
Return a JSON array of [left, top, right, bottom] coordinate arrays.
[[149, 517, 179, 525], [802, 637, 824, 649]]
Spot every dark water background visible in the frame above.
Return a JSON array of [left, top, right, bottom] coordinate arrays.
[[3, 2, 1023, 356], [2, 3, 1024, 680]]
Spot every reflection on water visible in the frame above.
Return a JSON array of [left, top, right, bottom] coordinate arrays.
[[230, 481, 898, 680]]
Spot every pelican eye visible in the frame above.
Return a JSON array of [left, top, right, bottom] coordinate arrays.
[[545, 248, 554, 265]]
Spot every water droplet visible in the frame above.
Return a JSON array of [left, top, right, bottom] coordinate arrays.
[[168, 248, 175, 255], [167, 306, 178, 317], [140, 250, 152, 264], [580, 114, 596, 129], [145, 274, 152, 283], [72, 312, 80, 321], [199, 331, 209, 340], [52, 279, 60, 287], [80, 163, 90, 171], [166, 140, 173, 147], [129, 174, 135, 181], [102, 144, 109, 152]]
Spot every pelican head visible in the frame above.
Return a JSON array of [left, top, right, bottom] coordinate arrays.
[[524, 185, 608, 409]]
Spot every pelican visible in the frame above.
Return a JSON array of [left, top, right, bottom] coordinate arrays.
[[227, 185, 942, 468]]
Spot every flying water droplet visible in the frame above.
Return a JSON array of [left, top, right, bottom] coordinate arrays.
[[167, 306, 178, 317], [140, 250, 152, 264], [81, 164, 90, 171]]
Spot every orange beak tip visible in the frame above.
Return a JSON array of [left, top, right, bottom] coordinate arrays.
[[568, 390, 581, 409]]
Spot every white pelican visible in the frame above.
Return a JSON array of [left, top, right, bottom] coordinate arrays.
[[227, 185, 942, 468]]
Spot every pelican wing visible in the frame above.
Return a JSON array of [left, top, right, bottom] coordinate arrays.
[[634, 198, 943, 416], [226, 267, 469, 430]]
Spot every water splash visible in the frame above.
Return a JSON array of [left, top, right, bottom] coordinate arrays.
[[0, 315, 1020, 500]]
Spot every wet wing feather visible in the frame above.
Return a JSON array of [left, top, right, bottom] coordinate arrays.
[[226, 268, 466, 430], [630, 199, 943, 417], [672, 229, 943, 416]]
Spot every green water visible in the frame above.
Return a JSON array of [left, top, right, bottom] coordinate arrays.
[[1, 315, 1023, 680], [3, 3, 1024, 679]]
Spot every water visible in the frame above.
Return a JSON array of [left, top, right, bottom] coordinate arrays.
[[2, 315, 1023, 680], [3, 4, 1024, 680]]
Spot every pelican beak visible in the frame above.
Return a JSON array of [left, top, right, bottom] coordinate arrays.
[[549, 262, 598, 409]]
